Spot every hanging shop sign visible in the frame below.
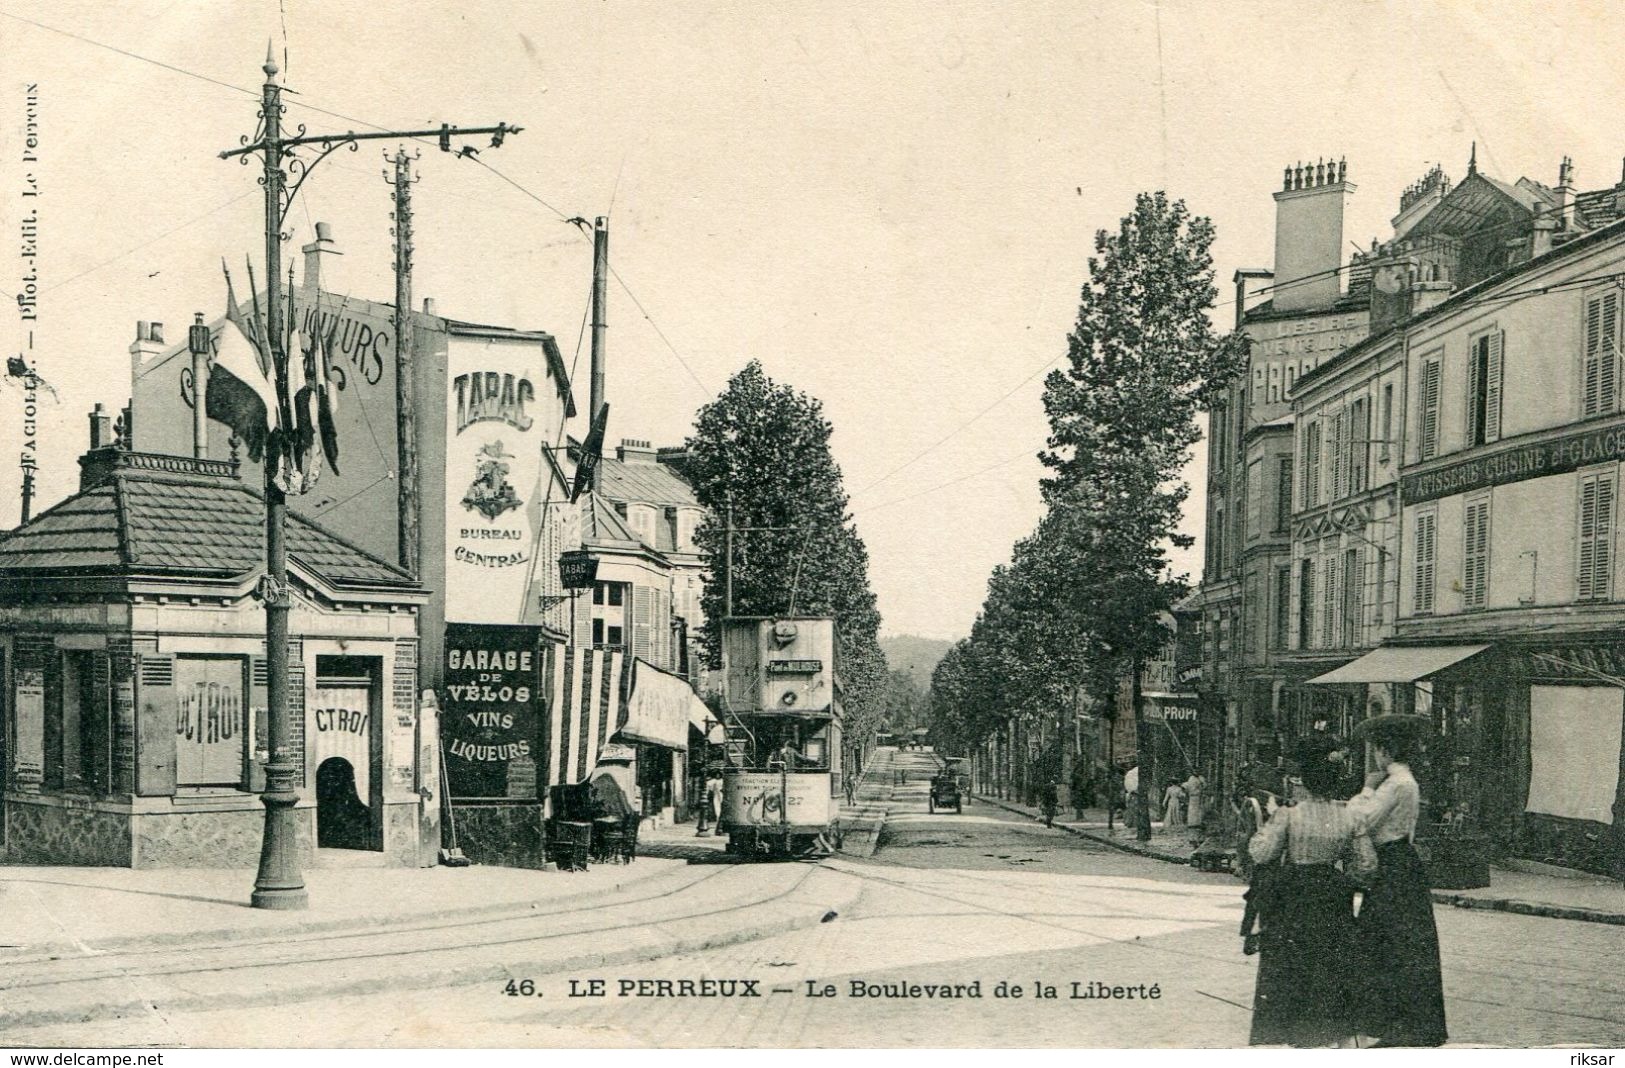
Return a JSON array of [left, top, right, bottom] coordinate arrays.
[[558, 550, 599, 590], [442, 623, 542, 799], [444, 336, 549, 624]]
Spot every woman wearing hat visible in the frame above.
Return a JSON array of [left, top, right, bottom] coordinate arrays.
[[1245, 733, 1377, 1047], [1347, 714, 1448, 1048]]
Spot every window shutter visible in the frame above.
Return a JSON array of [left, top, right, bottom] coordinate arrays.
[[1420, 359, 1441, 460], [1348, 547, 1363, 646], [1463, 500, 1490, 609], [248, 656, 268, 792], [1598, 475, 1615, 600], [1321, 555, 1337, 648], [1466, 340, 1482, 444], [1603, 293, 1620, 415], [633, 584, 654, 660], [1414, 513, 1437, 614], [135, 654, 178, 796], [1484, 332, 1504, 442], [1330, 411, 1345, 501]]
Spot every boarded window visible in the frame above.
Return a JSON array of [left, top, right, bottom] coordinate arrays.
[[1577, 471, 1616, 602], [173, 656, 247, 787]]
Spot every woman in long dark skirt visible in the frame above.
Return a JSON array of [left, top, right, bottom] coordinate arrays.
[[1349, 715, 1449, 1047], [1247, 734, 1377, 1047]]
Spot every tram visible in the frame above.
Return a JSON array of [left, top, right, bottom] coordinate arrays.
[[718, 616, 843, 858]]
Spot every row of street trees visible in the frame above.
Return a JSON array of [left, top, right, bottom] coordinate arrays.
[[929, 192, 1246, 838], [682, 361, 890, 767]]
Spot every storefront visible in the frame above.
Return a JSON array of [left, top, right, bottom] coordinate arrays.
[[0, 450, 428, 868], [1312, 639, 1625, 879]]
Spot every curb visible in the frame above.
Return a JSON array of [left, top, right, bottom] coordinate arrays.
[[975, 794, 1625, 927], [0, 866, 866, 1032], [0, 857, 697, 961], [973, 793, 1195, 866]]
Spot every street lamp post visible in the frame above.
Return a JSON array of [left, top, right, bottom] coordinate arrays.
[[220, 49, 519, 909]]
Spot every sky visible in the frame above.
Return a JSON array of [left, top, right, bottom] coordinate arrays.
[[4, 2, 1625, 640]]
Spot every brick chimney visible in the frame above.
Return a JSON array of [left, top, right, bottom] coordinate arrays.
[[1272, 157, 1355, 312], [79, 404, 119, 490], [128, 320, 167, 386], [1555, 157, 1576, 230], [301, 221, 341, 293], [617, 438, 657, 464]]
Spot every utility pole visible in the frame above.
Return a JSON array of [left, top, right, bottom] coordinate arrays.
[[387, 150, 421, 578], [589, 216, 608, 494], [1132, 649, 1151, 842], [221, 48, 518, 909], [724, 498, 734, 618]]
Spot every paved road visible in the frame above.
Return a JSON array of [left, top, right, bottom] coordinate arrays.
[[9, 748, 1624, 1047]]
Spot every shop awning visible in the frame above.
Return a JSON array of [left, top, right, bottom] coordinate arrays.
[[618, 658, 706, 751], [690, 697, 723, 744], [1308, 644, 1491, 685]]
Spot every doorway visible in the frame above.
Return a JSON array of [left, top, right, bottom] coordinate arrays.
[[313, 656, 382, 851]]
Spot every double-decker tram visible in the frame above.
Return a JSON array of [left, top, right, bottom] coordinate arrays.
[[718, 616, 842, 859]]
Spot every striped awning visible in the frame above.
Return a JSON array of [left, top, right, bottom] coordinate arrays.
[[545, 644, 632, 787]]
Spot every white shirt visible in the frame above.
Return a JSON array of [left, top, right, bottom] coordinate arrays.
[[1348, 762, 1421, 845], [1249, 797, 1377, 878]]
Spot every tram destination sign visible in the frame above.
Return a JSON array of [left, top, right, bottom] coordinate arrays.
[[1401, 420, 1625, 505]]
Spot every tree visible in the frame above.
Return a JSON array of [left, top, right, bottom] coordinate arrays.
[[1039, 191, 1246, 838], [682, 361, 889, 754]]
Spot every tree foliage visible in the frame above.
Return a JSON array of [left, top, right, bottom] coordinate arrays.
[[682, 361, 889, 740], [928, 192, 1244, 801]]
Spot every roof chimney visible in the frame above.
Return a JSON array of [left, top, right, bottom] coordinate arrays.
[[1556, 157, 1576, 229], [422, 297, 438, 317], [301, 221, 340, 293], [1272, 157, 1355, 312], [128, 320, 167, 391], [617, 438, 657, 464]]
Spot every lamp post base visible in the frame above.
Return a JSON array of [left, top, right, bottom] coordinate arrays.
[[252, 771, 308, 910]]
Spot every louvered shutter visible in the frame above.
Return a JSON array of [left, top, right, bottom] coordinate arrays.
[[135, 654, 178, 796], [1603, 293, 1619, 414], [1463, 500, 1489, 609], [1484, 332, 1504, 443], [248, 656, 268, 792], [1330, 411, 1346, 501], [1597, 476, 1615, 600], [1466, 340, 1482, 443], [1584, 297, 1602, 417], [1420, 359, 1441, 460], [1321, 555, 1337, 648], [633, 584, 653, 660], [1414, 513, 1437, 614]]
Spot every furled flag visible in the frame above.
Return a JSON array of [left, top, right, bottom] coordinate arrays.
[[208, 261, 279, 461], [314, 317, 341, 476], [570, 403, 610, 503]]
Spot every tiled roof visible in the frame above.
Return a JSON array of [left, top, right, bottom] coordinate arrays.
[[0, 456, 413, 588], [597, 455, 699, 508], [579, 493, 645, 547]]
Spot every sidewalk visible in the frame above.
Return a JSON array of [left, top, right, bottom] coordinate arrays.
[[976, 791, 1625, 926], [834, 747, 902, 858]]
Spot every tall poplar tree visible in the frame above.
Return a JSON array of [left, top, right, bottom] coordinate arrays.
[[1040, 191, 1247, 838]]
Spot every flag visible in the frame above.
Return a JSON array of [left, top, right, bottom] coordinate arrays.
[[208, 263, 279, 461], [570, 403, 610, 503], [315, 319, 341, 476]]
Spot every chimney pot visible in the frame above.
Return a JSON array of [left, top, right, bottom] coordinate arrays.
[[149, 322, 164, 345], [315, 221, 332, 242], [423, 297, 438, 316], [137, 321, 149, 342]]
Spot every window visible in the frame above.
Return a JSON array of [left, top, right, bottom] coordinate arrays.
[[1275, 458, 1294, 533], [1211, 504, 1226, 578], [1414, 510, 1438, 614], [1302, 421, 1321, 507], [1380, 383, 1394, 462], [48, 650, 111, 794], [1321, 554, 1339, 648], [1577, 470, 1616, 601], [1463, 496, 1490, 609], [1418, 356, 1442, 460], [1246, 459, 1264, 540], [1582, 291, 1619, 418], [1466, 330, 1504, 446], [1274, 564, 1292, 648], [594, 582, 626, 607], [1374, 549, 1388, 627], [1342, 547, 1361, 646], [1211, 403, 1228, 474], [591, 619, 625, 647], [1349, 397, 1369, 494], [174, 656, 247, 788], [1298, 562, 1314, 649]]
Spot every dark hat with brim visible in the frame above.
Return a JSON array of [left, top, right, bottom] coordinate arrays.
[[1352, 714, 1431, 741]]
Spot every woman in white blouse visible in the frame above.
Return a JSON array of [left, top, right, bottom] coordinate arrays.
[[1347, 714, 1448, 1047], [1245, 733, 1376, 1047]]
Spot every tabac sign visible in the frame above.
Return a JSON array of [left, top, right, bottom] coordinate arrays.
[[444, 336, 548, 624], [1402, 418, 1625, 505]]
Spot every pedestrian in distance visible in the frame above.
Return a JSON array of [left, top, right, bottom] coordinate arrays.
[[1184, 770, 1207, 830], [844, 774, 856, 807], [1039, 778, 1059, 827], [1121, 763, 1140, 830], [1162, 778, 1187, 831], [1244, 733, 1377, 1048], [1347, 715, 1449, 1048]]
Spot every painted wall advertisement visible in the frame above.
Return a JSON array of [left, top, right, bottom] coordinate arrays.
[[722, 772, 834, 829], [12, 668, 44, 782], [442, 623, 542, 800], [444, 336, 549, 626]]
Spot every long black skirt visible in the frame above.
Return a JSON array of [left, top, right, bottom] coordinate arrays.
[[1250, 864, 1360, 1047], [1356, 839, 1448, 1047]]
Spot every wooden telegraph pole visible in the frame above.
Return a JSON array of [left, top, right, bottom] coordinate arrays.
[[387, 150, 420, 578], [589, 216, 608, 493]]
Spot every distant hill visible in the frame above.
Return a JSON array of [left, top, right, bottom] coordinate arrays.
[[879, 634, 955, 692]]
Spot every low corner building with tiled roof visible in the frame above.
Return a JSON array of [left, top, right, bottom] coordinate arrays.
[[0, 439, 428, 868]]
